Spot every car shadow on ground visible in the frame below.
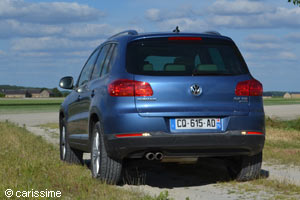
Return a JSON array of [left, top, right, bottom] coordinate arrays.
[[84, 157, 269, 188], [122, 158, 231, 188]]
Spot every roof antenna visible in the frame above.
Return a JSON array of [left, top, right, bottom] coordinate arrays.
[[173, 26, 180, 33]]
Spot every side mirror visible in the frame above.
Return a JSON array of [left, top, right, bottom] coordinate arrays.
[[59, 76, 74, 89]]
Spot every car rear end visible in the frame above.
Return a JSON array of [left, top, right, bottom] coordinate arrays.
[[103, 33, 265, 161]]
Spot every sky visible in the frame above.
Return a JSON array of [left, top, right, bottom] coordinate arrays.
[[0, 0, 299, 91]]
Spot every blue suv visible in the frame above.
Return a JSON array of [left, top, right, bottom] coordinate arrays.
[[59, 30, 265, 184]]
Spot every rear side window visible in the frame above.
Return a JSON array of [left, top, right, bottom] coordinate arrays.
[[91, 44, 111, 80], [126, 39, 248, 76], [102, 44, 116, 75]]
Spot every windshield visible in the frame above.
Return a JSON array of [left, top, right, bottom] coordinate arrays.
[[126, 39, 249, 76]]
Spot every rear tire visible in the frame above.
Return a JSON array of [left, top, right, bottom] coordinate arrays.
[[90, 121, 122, 184], [227, 152, 262, 182], [60, 119, 83, 165]]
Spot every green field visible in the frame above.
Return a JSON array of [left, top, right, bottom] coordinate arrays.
[[0, 122, 170, 200], [0, 98, 64, 105], [264, 117, 300, 165], [263, 97, 300, 106], [0, 98, 64, 113]]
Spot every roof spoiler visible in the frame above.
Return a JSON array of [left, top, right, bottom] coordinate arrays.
[[202, 31, 221, 36]]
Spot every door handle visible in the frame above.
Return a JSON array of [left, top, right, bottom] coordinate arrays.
[[91, 90, 95, 98]]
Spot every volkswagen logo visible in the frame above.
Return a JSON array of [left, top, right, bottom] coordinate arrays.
[[190, 84, 202, 96]]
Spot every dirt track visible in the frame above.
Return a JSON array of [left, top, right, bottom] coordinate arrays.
[[264, 104, 300, 120], [1, 106, 300, 199]]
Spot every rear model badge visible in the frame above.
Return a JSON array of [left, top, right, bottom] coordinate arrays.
[[136, 97, 157, 101], [190, 84, 202, 96]]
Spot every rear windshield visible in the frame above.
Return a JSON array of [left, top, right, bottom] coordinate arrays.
[[126, 38, 248, 76]]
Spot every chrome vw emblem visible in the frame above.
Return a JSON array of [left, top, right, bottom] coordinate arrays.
[[190, 84, 202, 96]]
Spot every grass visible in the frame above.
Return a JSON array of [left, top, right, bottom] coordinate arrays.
[[219, 179, 300, 200], [0, 98, 64, 105], [265, 117, 300, 131], [0, 121, 170, 200], [220, 118, 300, 199], [263, 97, 300, 106], [264, 117, 300, 165], [0, 105, 60, 114], [0, 98, 63, 113]]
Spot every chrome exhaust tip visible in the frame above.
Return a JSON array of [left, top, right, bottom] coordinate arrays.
[[145, 152, 155, 160], [155, 152, 164, 160]]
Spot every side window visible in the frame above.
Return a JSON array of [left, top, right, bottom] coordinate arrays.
[[102, 44, 116, 75], [91, 44, 111, 80], [77, 48, 100, 86], [106, 45, 118, 74]]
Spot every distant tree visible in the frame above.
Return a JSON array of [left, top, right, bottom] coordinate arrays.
[[62, 91, 71, 97], [52, 87, 63, 97], [288, 0, 300, 6], [0, 93, 5, 98]]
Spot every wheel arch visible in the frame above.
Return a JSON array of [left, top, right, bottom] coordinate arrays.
[[89, 107, 102, 141], [59, 109, 65, 129]]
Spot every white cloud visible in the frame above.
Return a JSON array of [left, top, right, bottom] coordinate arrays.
[[242, 42, 281, 51], [63, 24, 126, 39], [210, 0, 272, 15], [145, 8, 161, 21], [246, 34, 280, 43], [158, 18, 210, 32], [0, 19, 142, 40], [0, 20, 62, 38], [0, 0, 103, 24], [11, 37, 104, 52], [208, 2, 300, 28], [145, 0, 300, 30], [278, 52, 297, 61], [145, 6, 202, 23], [18, 52, 51, 57], [285, 32, 300, 43]]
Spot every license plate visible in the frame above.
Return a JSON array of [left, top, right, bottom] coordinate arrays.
[[170, 118, 221, 130]]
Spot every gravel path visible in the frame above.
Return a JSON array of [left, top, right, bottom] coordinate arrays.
[[264, 104, 300, 120], [1, 108, 300, 200]]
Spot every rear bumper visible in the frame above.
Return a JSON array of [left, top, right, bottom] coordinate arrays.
[[104, 130, 265, 160]]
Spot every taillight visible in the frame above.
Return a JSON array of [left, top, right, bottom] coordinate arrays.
[[247, 131, 264, 135], [235, 79, 263, 96], [108, 79, 153, 97]]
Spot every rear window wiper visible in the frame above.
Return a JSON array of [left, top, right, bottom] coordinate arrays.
[[192, 70, 233, 76]]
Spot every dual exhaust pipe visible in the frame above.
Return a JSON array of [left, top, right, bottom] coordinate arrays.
[[145, 152, 164, 161]]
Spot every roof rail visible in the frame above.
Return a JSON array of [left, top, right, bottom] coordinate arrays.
[[109, 30, 138, 39], [202, 31, 221, 36]]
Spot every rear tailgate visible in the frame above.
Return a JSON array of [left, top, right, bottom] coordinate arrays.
[[134, 75, 250, 117], [126, 35, 252, 132]]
